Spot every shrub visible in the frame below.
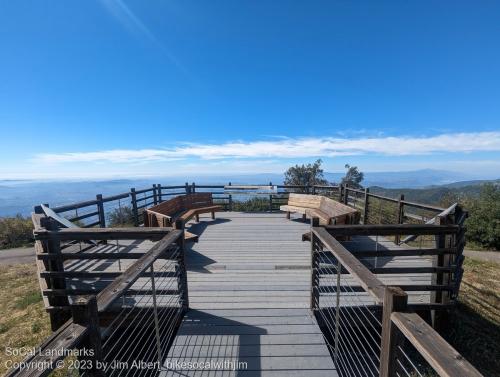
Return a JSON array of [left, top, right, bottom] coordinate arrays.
[[0, 215, 34, 249], [107, 205, 135, 227], [232, 197, 271, 212], [464, 184, 500, 250]]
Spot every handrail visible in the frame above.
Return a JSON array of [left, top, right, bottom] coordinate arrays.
[[400, 203, 457, 244], [313, 227, 386, 303], [5, 320, 89, 377], [7, 228, 186, 377], [44, 182, 446, 230], [96, 230, 183, 312], [391, 312, 482, 377], [323, 223, 460, 236], [309, 214, 479, 377], [34, 226, 175, 240], [343, 186, 446, 213]]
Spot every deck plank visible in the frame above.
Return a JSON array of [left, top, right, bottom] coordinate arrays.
[[162, 212, 338, 376], [51, 211, 435, 376]]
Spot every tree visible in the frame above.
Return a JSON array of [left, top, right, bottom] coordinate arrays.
[[464, 184, 500, 250], [341, 164, 364, 189], [284, 159, 329, 190]]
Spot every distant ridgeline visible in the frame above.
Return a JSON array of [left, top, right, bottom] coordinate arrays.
[[0, 177, 498, 217], [370, 179, 500, 207]]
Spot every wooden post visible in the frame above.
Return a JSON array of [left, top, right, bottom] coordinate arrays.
[[191, 182, 196, 193], [310, 217, 320, 311], [312, 185, 316, 195], [433, 215, 449, 330], [380, 286, 408, 377], [269, 182, 273, 212], [152, 184, 158, 205], [157, 183, 162, 203], [175, 231, 189, 312], [185, 182, 190, 194], [338, 184, 343, 202], [363, 188, 370, 225], [394, 194, 404, 244], [41, 216, 71, 331], [343, 185, 349, 205], [96, 194, 106, 228], [228, 182, 233, 211], [71, 296, 105, 377], [130, 188, 139, 227], [174, 218, 184, 231]]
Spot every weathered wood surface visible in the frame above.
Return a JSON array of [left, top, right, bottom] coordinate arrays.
[[35, 212, 447, 376], [162, 212, 337, 376], [44, 211, 438, 308], [391, 312, 482, 377]]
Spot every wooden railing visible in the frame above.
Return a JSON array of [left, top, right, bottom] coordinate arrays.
[[8, 219, 186, 377], [43, 181, 447, 232], [309, 210, 481, 377]]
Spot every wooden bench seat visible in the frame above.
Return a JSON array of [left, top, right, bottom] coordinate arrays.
[[179, 205, 221, 222], [144, 193, 223, 240], [280, 193, 360, 225]]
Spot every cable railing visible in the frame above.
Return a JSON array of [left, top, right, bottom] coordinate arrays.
[[311, 226, 384, 377], [309, 211, 482, 377], [11, 181, 477, 376], [7, 214, 187, 377]]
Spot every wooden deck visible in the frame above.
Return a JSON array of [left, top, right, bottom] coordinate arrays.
[[55, 212, 435, 376], [164, 212, 336, 376]]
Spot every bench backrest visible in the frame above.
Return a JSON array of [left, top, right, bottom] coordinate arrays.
[[182, 193, 214, 210], [319, 196, 360, 224], [287, 193, 322, 209], [149, 196, 184, 216], [145, 193, 215, 226]]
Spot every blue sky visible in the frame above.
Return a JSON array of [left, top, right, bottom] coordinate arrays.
[[0, 0, 499, 179]]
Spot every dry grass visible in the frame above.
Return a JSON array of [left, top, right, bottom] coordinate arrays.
[[0, 257, 499, 376], [442, 258, 500, 377], [0, 264, 51, 376]]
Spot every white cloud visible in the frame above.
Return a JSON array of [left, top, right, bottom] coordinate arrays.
[[35, 132, 500, 164]]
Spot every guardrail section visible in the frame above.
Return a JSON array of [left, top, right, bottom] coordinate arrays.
[[7, 224, 187, 377], [309, 222, 482, 377]]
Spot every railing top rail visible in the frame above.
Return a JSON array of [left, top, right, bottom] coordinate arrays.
[[343, 186, 446, 212], [194, 185, 225, 189], [34, 227, 175, 241], [313, 226, 386, 304], [134, 187, 155, 194], [323, 223, 460, 236], [391, 312, 483, 377], [96, 229, 182, 312], [159, 185, 187, 189], [8, 226, 184, 377], [224, 185, 274, 190], [51, 192, 130, 213], [400, 199, 445, 212], [6, 320, 88, 377], [102, 192, 130, 202], [52, 199, 99, 213]]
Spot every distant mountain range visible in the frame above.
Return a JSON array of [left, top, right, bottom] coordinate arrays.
[[0, 169, 498, 216]]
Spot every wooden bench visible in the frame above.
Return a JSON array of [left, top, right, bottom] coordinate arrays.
[[144, 193, 223, 241], [280, 193, 360, 225]]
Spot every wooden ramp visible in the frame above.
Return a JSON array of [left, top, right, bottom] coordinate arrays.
[[162, 212, 338, 376]]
